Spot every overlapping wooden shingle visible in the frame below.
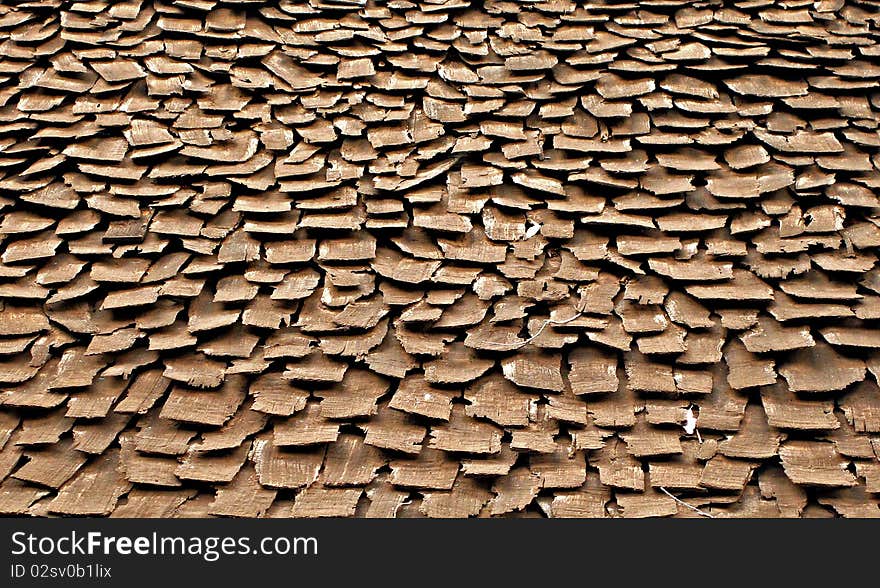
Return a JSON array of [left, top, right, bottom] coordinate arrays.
[[0, 0, 878, 519]]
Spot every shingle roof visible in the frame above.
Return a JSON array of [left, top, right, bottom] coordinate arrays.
[[0, 0, 879, 518]]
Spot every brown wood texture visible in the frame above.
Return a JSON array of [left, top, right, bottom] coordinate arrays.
[[0, 0, 878, 518]]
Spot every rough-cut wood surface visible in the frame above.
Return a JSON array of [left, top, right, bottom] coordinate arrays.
[[0, 0, 879, 518]]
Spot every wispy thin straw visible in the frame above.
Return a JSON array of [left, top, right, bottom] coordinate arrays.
[[488, 311, 585, 351], [659, 487, 715, 519]]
